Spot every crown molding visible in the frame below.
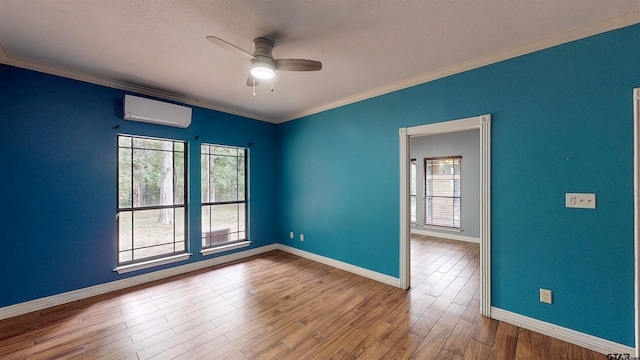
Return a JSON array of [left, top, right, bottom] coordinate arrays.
[[280, 9, 640, 123]]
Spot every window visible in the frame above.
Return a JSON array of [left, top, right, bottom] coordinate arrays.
[[201, 144, 247, 249], [410, 159, 417, 224], [424, 156, 461, 228], [117, 135, 187, 265]]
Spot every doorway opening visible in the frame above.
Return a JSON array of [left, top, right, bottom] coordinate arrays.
[[399, 114, 492, 316]]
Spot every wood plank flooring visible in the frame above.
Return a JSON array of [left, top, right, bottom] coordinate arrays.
[[0, 235, 610, 359]]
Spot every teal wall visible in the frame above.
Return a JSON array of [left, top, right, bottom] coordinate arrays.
[[278, 24, 640, 346]]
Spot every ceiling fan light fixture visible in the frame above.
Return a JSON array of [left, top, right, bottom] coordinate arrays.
[[250, 61, 275, 80]]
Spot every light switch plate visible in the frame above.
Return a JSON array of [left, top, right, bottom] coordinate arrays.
[[565, 193, 596, 209]]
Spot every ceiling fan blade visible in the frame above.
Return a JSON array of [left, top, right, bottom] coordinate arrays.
[[206, 36, 255, 61], [246, 75, 260, 87], [275, 59, 322, 71]]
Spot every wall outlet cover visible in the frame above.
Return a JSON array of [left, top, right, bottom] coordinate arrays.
[[540, 288, 552, 304]]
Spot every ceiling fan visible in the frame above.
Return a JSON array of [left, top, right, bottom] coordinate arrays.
[[206, 36, 322, 89]]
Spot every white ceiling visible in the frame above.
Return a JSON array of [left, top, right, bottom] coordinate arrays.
[[1, 1, 639, 123]]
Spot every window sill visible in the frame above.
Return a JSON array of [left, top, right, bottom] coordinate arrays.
[[201, 241, 252, 256], [113, 253, 192, 274], [422, 224, 463, 233]]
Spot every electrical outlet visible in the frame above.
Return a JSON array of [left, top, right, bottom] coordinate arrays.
[[540, 289, 552, 304], [300, 234, 304, 242], [289, 232, 294, 239]]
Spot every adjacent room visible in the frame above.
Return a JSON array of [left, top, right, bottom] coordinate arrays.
[[1, 1, 640, 359]]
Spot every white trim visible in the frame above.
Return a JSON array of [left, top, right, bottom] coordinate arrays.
[[282, 11, 640, 123], [0, 244, 278, 321], [2, 12, 640, 124], [491, 307, 636, 356], [400, 114, 491, 317], [633, 87, 640, 355], [480, 115, 492, 317], [399, 127, 410, 290], [113, 253, 192, 274], [277, 244, 401, 288], [411, 228, 480, 244], [200, 241, 252, 256]]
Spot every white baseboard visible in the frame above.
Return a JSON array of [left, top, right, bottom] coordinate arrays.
[[0, 244, 278, 321], [411, 228, 480, 244], [277, 244, 401, 288], [491, 307, 636, 356]]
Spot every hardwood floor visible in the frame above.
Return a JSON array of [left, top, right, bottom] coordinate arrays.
[[0, 235, 609, 359]]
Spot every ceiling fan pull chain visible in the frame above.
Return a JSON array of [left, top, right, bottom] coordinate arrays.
[[253, 77, 256, 97], [271, 79, 274, 92]]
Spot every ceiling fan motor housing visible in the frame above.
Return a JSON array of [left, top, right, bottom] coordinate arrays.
[[252, 38, 275, 58]]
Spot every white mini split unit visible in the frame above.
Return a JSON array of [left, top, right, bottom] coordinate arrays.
[[123, 95, 192, 128]]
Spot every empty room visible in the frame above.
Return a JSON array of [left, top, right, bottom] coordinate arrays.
[[1, 1, 640, 359]]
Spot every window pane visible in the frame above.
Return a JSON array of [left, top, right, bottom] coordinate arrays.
[[119, 251, 132, 263], [175, 242, 185, 253], [118, 211, 133, 263], [202, 205, 211, 233], [118, 148, 132, 208], [118, 136, 132, 147], [158, 142, 174, 206], [238, 203, 246, 233], [175, 207, 185, 244], [212, 203, 239, 233], [117, 135, 187, 265], [201, 154, 210, 203], [237, 156, 246, 202], [132, 209, 175, 259], [201, 203, 242, 247], [174, 152, 185, 205], [453, 198, 461, 227], [133, 149, 159, 207], [212, 155, 239, 202], [430, 197, 454, 227]]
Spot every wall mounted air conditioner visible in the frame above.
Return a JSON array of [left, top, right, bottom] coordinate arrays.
[[123, 95, 192, 128]]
